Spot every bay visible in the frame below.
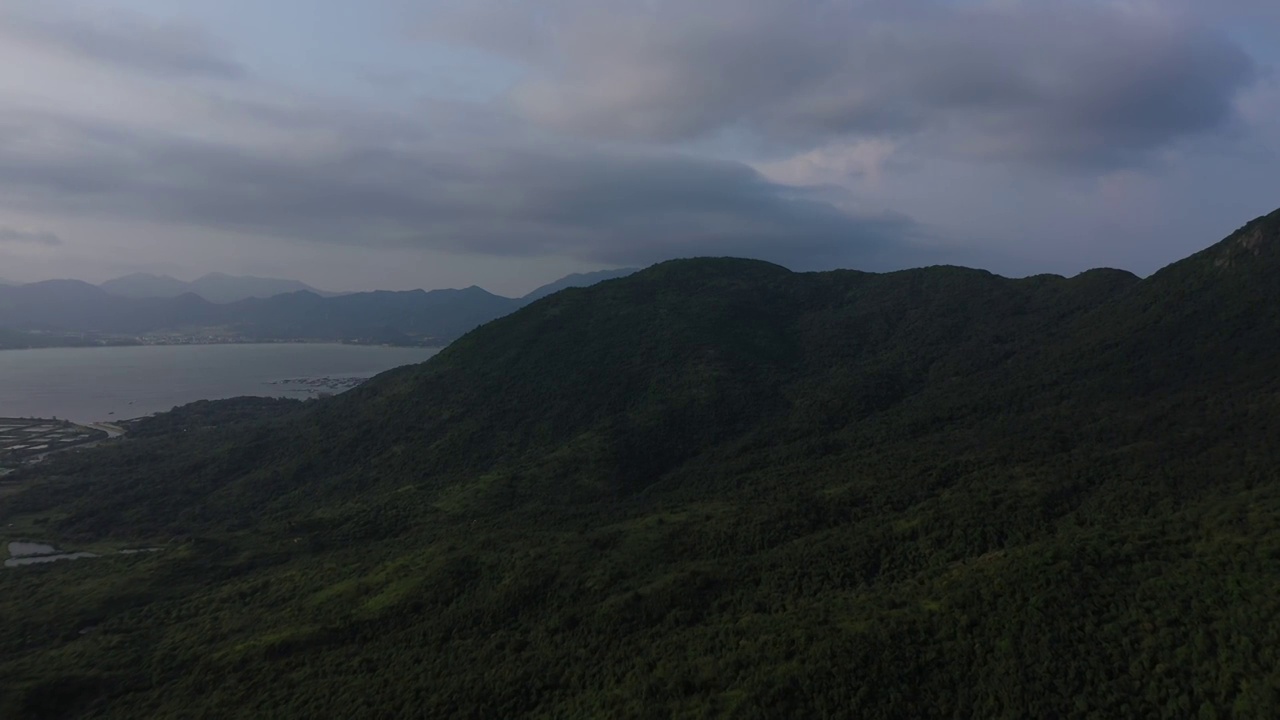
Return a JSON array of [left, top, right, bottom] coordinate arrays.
[[0, 344, 439, 423]]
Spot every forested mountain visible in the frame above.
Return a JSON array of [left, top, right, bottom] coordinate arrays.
[[2, 209, 1280, 718]]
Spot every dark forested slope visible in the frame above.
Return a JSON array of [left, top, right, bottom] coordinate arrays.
[[2, 209, 1280, 718]]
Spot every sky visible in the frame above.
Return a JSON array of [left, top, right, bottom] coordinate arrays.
[[0, 0, 1276, 295]]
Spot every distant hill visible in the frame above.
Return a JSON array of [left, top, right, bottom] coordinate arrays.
[[0, 269, 641, 346], [0, 282, 515, 345], [520, 267, 639, 302], [186, 273, 342, 303], [98, 273, 191, 299], [226, 286, 523, 344], [0, 280, 217, 335], [100, 272, 340, 303]]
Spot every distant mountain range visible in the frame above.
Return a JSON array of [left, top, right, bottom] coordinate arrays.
[[98, 272, 342, 303], [0, 268, 639, 348]]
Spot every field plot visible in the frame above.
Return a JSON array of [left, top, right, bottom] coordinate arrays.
[[0, 418, 108, 465]]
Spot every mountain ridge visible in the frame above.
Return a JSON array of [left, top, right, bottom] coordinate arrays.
[[99, 272, 341, 303], [96, 268, 643, 305]]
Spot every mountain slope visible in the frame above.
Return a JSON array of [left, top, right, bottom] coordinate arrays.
[[1069, 207, 1280, 391], [3, 212, 1280, 717]]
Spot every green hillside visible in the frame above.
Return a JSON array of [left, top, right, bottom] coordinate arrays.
[[2, 209, 1280, 718]]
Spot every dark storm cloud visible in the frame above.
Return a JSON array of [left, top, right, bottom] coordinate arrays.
[[0, 5, 243, 79], [0, 227, 61, 246], [430, 0, 1258, 169], [0, 107, 914, 268]]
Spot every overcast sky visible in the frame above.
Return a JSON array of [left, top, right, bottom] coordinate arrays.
[[0, 0, 1276, 295]]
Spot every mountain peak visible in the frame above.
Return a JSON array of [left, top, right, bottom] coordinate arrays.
[[636, 257, 791, 284], [194, 271, 234, 281], [1210, 207, 1280, 270], [100, 273, 191, 299], [113, 272, 180, 282]]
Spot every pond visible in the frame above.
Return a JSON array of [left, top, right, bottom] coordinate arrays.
[[6, 551, 100, 567], [5, 541, 160, 567], [8, 541, 59, 557]]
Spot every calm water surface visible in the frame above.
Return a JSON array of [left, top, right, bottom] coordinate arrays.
[[3, 542, 163, 569], [5, 552, 99, 567], [4, 541, 98, 567], [0, 344, 439, 423], [8, 542, 58, 557]]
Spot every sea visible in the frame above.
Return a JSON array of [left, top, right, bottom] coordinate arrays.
[[0, 344, 440, 424]]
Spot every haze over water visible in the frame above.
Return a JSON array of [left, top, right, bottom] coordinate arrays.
[[0, 344, 439, 423]]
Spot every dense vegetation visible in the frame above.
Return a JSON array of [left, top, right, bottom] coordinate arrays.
[[2, 209, 1280, 718]]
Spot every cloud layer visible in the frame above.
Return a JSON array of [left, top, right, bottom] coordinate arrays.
[[0, 227, 61, 246], [0, 0, 1275, 289], [0, 3, 243, 84], [433, 0, 1257, 168], [0, 104, 912, 268]]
